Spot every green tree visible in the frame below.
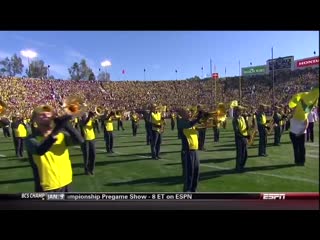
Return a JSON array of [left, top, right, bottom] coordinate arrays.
[[26, 60, 48, 78], [68, 62, 81, 81], [11, 54, 24, 76], [0, 57, 11, 76], [68, 59, 94, 81], [0, 54, 24, 76]]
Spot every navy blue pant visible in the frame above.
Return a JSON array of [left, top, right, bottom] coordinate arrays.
[[82, 140, 96, 173], [132, 122, 138, 136], [171, 119, 175, 130], [274, 125, 281, 145], [213, 127, 219, 142], [16, 137, 25, 157], [151, 130, 161, 158], [182, 150, 199, 192], [177, 128, 183, 139], [235, 137, 248, 170], [258, 126, 267, 155], [145, 126, 152, 144], [104, 131, 113, 152], [306, 122, 314, 142], [198, 129, 206, 150], [289, 132, 305, 165]]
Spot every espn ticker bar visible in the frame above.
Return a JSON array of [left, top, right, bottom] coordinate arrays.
[[0, 193, 318, 201]]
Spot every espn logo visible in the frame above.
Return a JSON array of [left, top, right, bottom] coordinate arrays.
[[262, 193, 286, 200]]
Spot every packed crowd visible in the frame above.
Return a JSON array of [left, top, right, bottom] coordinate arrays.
[[0, 68, 318, 116]]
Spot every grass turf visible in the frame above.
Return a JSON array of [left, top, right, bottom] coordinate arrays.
[[0, 119, 318, 193]]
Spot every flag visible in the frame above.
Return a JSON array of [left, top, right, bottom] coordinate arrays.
[[201, 66, 203, 70], [144, 69, 146, 72], [289, 87, 319, 121], [122, 69, 125, 74], [175, 69, 178, 73], [230, 100, 238, 108], [225, 67, 226, 75]]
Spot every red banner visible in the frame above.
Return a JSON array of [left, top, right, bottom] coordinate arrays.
[[212, 73, 219, 79], [296, 57, 319, 68]]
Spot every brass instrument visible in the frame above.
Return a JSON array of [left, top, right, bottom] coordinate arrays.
[[267, 118, 274, 135], [0, 100, 8, 116], [194, 111, 217, 129], [95, 106, 105, 116], [62, 96, 87, 117], [248, 129, 257, 146]]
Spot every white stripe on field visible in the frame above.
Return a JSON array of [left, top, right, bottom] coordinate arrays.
[[114, 151, 319, 185], [306, 154, 319, 159], [72, 146, 319, 185], [0, 154, 6, 157]]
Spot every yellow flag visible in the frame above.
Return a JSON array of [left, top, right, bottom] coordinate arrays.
[[289, 87, 319, 121], [230, 100, 238, 108]]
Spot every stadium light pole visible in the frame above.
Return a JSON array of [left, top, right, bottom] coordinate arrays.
[[210, 58, 213, 109], [47, 65, 50, 79], [239, 60, 241, 105], [101, 60, 112, 81], [272, 47, 275, 106], [20, 49, 37, 77]]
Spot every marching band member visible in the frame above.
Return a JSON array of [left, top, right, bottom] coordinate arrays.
[[11, 114, 28, 158], [232, 106, 249, 172], [177, 113, 183, 139], [256, 104, 269, 157], [272, 106, 282, 146], [80, 111, 96, 175], [176, 107, 202, 192], [0, 116, 11, 137], [149, 104, 164, 160], [25, 105, 84, 192], [212, 116, 220, 142], [116, 111, 125, 131], [131, 110, 139, 136], [170, 110, 176, 130], [102, 110, 115, 153], [143, 110, 152, 145]]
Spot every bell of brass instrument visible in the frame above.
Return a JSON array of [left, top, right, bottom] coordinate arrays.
[[95, 106, 105, 116], [0, 100, 8, 116], [62, 96, 87, 117]]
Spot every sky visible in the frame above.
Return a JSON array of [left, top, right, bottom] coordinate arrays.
[[0, 31, 318, 81]]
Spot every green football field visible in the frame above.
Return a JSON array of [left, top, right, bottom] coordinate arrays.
[[0, 119, 318, 193]]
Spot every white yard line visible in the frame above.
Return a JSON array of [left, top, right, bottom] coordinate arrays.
[[306, 154, 319, 159], [72, 146, 319, 185], [0, 154, 6, 157]]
